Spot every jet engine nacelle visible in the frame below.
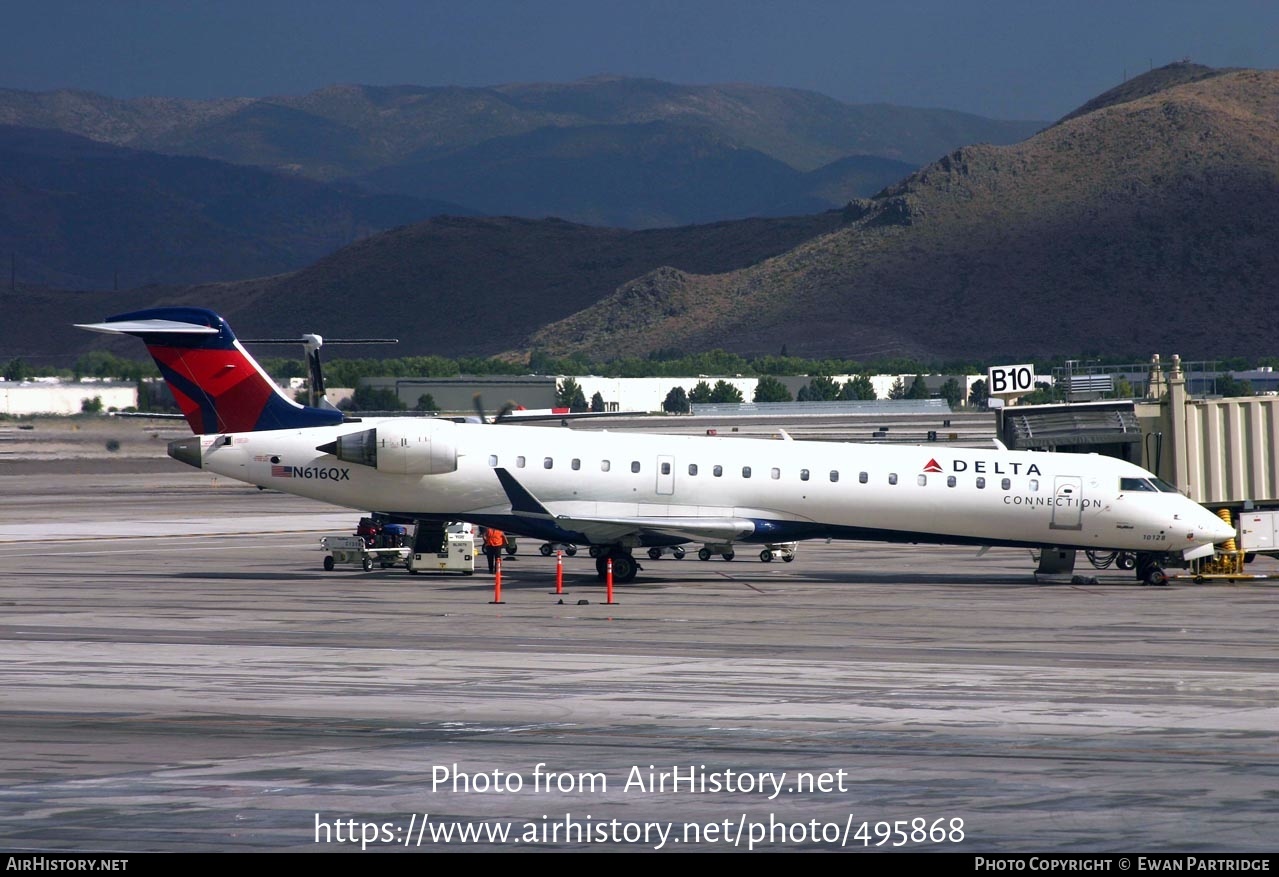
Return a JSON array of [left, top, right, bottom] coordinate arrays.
[[326, 424, 457, 475]]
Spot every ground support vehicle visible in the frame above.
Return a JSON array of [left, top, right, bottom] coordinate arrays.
[[409, 530, 475, 575], [321, 535, 411, 571], [540, 541, 579, 556], [757, 542, 798, 562], [697, 543, 736, 561]]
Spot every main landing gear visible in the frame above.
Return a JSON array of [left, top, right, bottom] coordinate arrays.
[[594, 549, 640, 583]]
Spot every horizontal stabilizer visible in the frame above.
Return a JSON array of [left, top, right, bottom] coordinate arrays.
[[76, 318, 219, 336]]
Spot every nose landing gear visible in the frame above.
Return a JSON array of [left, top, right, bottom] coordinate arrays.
[[1135, 553, 1168, 586]]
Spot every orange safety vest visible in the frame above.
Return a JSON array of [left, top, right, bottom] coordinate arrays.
[[483, 528, 506, 548]]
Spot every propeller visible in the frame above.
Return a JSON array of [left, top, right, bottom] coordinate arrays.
[[472, 393, 519, 423]]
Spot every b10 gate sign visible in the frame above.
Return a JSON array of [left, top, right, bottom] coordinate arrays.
[[987, 364, 1035, 398]]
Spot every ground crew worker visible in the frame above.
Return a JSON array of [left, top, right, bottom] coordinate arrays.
[[481, 526, 506, 574]]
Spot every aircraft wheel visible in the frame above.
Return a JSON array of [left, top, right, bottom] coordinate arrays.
[[782, 553, 795, 563], [566, 546, 578, 557], [648, 547, 662, 560], [698, 548, 712, 561], [1116, 552, 1136, 570], [760, 549, 773, 562], [505, 544, 517, 555], [723, 551, 735, 561], [323, 555, 335, 571], [362, 557, 374, 572], [1146, 567, 1168, 587], [589, 545, 603, 558], [672, 547, 686, 560], [610, 553, 638, 583]]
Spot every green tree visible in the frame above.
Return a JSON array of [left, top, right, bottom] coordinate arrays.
[[556, 377, 588, 412], [3, 358, 29, 382], [1021, 382, 1060, 405], [839, 375, 876, 400], [80, 396, 104, 414], [753, 375, 792, 402], [347, 385, 407, 411], [939, 377, 963, 409], [710, 380, 744, 403], [663, 386, 690, 414], [688, 380, 713, 403], [797, 375, 840, 401], [888, 377, 906, 400], [590, 391, 605, 413], [968, 378, 989, 409], [907, 374, 930, 399], [1215, 375, 1254, 397], [415, 393, 440, 412]]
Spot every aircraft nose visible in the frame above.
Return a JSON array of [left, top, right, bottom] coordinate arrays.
[[1206, 513, 1237, 544]]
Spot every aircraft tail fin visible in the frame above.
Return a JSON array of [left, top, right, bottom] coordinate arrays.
[[77, 307, 345, 435]]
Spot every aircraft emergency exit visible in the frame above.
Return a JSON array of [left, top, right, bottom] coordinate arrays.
[[79, 307, 1236, 585]]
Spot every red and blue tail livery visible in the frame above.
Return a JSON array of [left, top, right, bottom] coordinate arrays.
[[77, 307, 344, 435]]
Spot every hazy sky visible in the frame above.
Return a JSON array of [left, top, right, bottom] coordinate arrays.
[[4, 1, 1277, 120]]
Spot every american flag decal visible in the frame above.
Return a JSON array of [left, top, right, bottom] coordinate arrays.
[[271, 465, 292, 477]]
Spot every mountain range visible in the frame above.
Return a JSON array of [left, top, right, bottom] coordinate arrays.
[[0, 77, 1040, 230], [521, 63, 1279, 361], [10, 62, 1279, 366]]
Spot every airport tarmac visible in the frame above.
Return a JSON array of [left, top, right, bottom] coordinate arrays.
[[0, 454, 1277, 853]]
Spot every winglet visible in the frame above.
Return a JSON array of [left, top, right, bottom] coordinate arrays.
[[493, 468, 555, 520]]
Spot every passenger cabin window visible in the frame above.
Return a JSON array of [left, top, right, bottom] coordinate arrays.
[[976, 477, 986, 489], [488, 455, 498, 467], [947, 476, 957, 488], [917, 474, 927, 486], [800, 469, 810, 481], [713, 465, 723, 477], [1029, 478, 1038, 491], [516, 456, 526, 468], [1001, 478, 1011, 490], [1120, 477, 1157, 492], [830, 470, 839, 482], [601, 460, 611, 472], [571, 458, 581, 470], [688, 464, 698, 476], [771, 468, 780, 480], [742, 466, 752, 478], [859, 472, 868, 484], [631, 461, 641, 473], [889, 473, 898, 485], [661, 462, 671, 475], [544, 457, 553, 469]]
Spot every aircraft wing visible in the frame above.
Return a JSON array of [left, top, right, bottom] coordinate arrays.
[[552, 514, 755, 545], [493, 468, 755, 544]]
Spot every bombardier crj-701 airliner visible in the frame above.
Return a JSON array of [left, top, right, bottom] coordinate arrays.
[[80, 308, 1235, 585]]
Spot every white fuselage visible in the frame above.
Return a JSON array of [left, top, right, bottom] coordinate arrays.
[[186, 417, 1231, 556]]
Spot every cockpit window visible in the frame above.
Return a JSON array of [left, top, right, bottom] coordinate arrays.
[[1120, 477, 1157, 492], [1151, 478, 1181, 493]]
